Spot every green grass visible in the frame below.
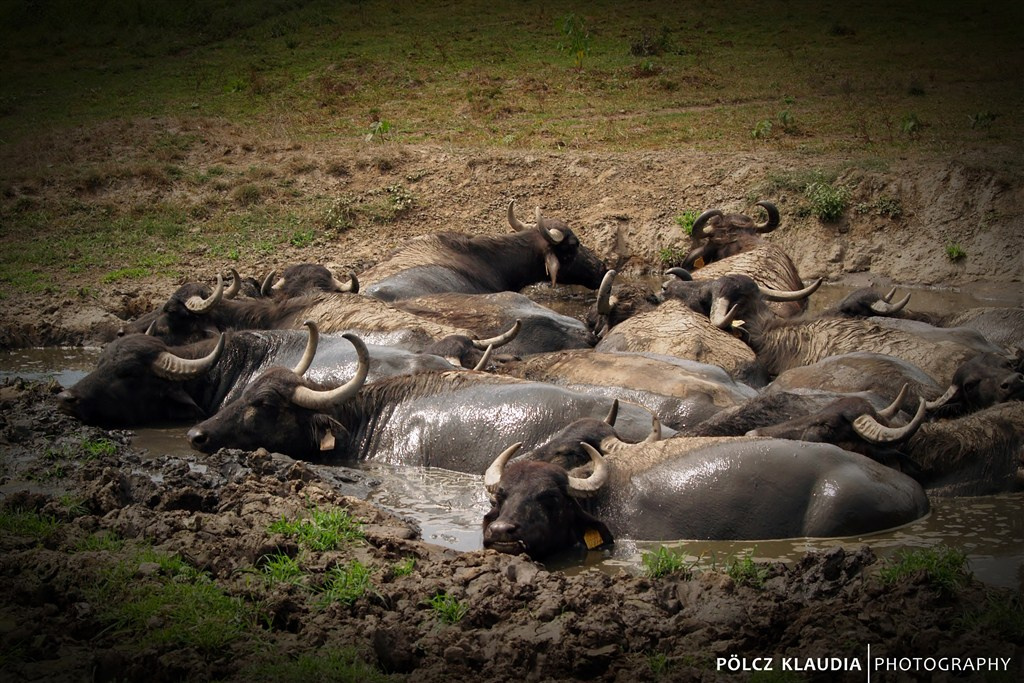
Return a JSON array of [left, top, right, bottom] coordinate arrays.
[[878, 545, 972, 595], [73, 530, 126, 552], [0, 509, 61, 540], [268, 504, 365, 552], [945, 242, 967, 261], [261, 551, 306, 586], [641, 546, 695, 579], [723, 550, 771, 588], [317, 560, 374, 607], [427, 592, 469, 624], [244, 647, 394, 682]]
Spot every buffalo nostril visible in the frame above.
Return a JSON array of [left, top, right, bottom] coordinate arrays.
[[187, 427, 208, 448], [56, 391, 77, 409], [487, 520, 517, 537]]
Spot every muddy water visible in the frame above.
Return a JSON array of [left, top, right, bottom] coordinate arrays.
[[2, 281, 1022, 589]]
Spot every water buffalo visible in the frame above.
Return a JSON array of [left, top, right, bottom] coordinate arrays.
[[481, 432, 929, 560], [817, 286, 913, 318], [186, 335, 666, 472], [585, 269, 661, 338], [392, 290, 594, 356], [359, 200, 607, 301], [906, 401, 1024, 496], [501, 349, 756, 430], [681, 202, 781, 270], [595, 298, 766, 385], [125, 273, 480, 350], [262, 264, 359, 298], [55, 324, 460, 428], [924, 351, 1024, 418]]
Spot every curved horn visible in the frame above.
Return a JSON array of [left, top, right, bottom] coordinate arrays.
[[759, 277, 823, 302], [471, 344, 494, 372], [709, 296, 740, 330], [144, 318, 158, 336], [870, 291, 912, 315], [604, 399, 619, 426], [335, 272, 359, 293], [876, 383, 909, 421], [292, 320, 319, 377], [882, 286, 898, 303], [596, 270, 616, 315], [664, 267, 693, 281], [224, 269, 241, 299], [185, 274, 225, 314], [852, 398, 927, 444], [568, 443, 610, 497], [260, 270, 277, 297], [484, 442, 522, 493], [691, 209, 723, 240], [152, 334, 225, 380], [507, 199, 529, 232], [290, 333, 369, 411], [925, 384, 959, 411], [472, 320, 521, 350], [754, 201, 780, 233]]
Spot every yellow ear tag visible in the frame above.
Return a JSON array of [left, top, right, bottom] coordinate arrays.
[[692, 257, 705, 270], [584, 528, 605, 550]]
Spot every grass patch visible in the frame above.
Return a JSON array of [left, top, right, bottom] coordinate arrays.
[[268, 505, 365, 552], [260, 552, 305, 587], [723, 550, 771, 588], [74, 530, 126, 552], [317, 560, 374, 607], [642, 546, 695, 579], [427, 592, 469, 624], [944, 242, 966, 261], [245, 647, 393, 682], [0, 509, 61, 540], [956, 591, 1024, 640], [878, 545, 972, 594], [804, 180, 851, 221]]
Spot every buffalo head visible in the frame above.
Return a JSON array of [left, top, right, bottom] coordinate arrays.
[[57, 333, 225, 427], [482, 441, 613, 560], [187, 331, 369, 459], [507, 200, 607, 289], [682, 201, 780, 270], [926, 352, 1024, 418]]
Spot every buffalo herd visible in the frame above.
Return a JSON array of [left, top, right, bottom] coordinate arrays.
[[58, 200, 1023, 561]]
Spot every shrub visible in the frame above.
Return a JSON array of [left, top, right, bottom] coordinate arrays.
[[945, 242, 966, 262], [805, 181, 850, 221]]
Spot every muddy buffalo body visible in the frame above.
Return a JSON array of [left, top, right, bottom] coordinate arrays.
[[186, 335, 666, 473]]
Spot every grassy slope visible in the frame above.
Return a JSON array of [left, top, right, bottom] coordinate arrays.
[[0, 0, 1021, 295]]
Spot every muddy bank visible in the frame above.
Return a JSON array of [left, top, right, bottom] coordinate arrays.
[[1, 379, 1021, 681]]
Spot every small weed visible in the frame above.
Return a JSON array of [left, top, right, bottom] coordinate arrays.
[[673, 209, 700, 237], [805, 181, 850, 221], [658, 245, 688, 269], [289, 229, 315, 248], [956, 591, 1024, 640], [777, 109, 796, 133], [268, 505, 365, 552], [58, 494, 90, 518], [558, 13, 592, 71], [856, 196, 903, 219], [752, 119, 773, 140], [724, 550, 770, 588], [81, 437, 118, 459], [630, 27, 676, 57], [944, 242, 966, 262], [642, 546, 695, 579], [392, 557, 416, 577], [318, 560, 374, 607], [428, 592, 469, 624], [899, 113, 922, 137], [260, 552, 305, 586], [648, 651, 671, 676], [232, 183, 264, 206], [879, 545, 971, 594], [365, 119, 391, 143], [968, 111, 997, 129]]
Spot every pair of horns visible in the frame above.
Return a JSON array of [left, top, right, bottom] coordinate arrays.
[[507, 199, 565, 244], [483, 441, 610, 497], [691, 201, 780, 239], [151, 334, 226, 380], [851, 386, 927, 444], [870, 286, 912, 315]]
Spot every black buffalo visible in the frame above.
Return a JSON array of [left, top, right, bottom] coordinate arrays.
[[359, 200, 607, 301]]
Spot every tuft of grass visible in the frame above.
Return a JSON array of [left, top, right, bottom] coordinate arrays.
[[427, 592, 469, 624], [944, 242, 967, 261], [724, 550, 771, 588], [752, 119, 773, 140], [0, 509, 61, 540], [878, 545, 972, 594], [392, 557, 416, 577], [673, 209, 700, 237], [81, 437, 118, 458], [805, 180, 850, 221], [245, 647, 393, 682], [268, 505, 365, 552], [289, 228, 315, 248], [658, 245, 688, 269], [317, 560, 374, 607], [956, 591, 1024, 640], [260, 552, 305, 587], [642, 546, 695, 579], [74, 530, 125, 552]]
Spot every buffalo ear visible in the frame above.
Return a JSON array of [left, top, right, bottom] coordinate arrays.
[[313, 415, 345, 453]]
